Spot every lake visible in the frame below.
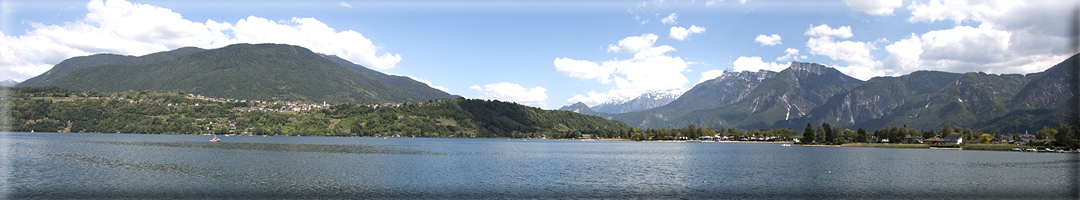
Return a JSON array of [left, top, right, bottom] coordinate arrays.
[[1, 132, 1077, 199]]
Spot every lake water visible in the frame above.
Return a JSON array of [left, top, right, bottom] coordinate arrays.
[[1, 132, 1077, 199]]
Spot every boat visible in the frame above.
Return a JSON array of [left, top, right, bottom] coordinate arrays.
[[1012, 148, 1022, 152], [782, 144, 793, 147], [210, 135, 221, 143]]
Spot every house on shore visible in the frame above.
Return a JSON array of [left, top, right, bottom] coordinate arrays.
[[943, 135, 963, 145]]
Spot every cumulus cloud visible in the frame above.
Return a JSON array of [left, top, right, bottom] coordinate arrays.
[[804, 24, 882, 80], [883, 23, 1063, 75], [843, 0, 903, 15], [776, 48, 800, 61], [805, 24, 853, 38], [470, 82, 549, 108], [555, 34, 692, 106], [738, 0, 749, 4], [0, 0, 401, 81], [661, 13, 678, 24], [698, 69, 724, 84], [403, 75, 449, 93], [731, 56, 787, 72], [669, 25, 706, 41], [754, 34, 781, 46], [705, 0, 720, 6], [883, 0, 1072, 75], [553, 57, 615, 84], [339, 2, 352, 8]]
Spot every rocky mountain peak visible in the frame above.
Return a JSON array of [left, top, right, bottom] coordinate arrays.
[[788, 61, 830, 75]]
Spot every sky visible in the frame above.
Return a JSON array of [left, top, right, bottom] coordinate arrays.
[[0, 0, 1076, 109]]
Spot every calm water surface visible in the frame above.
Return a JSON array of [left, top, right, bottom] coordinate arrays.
[[1, 132, 1077, 199]]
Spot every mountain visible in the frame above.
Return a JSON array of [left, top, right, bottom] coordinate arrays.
[[611, 62, 861, 129], [786, 55, 1079, 133], [17, 47, 206, 87], [321, 54, 460, 100], [558, 102, 607, 117], [45, 43, 425, 104], [605, 54, 1077, 135], [0, 79, 19, 87], [671, 62, 863, 129], [611, 69, 778, 128], [591, 88, 686, 114]]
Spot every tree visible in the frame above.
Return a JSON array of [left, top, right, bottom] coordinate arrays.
[[963, 128, 974, 142], [1035, 126, 1055, 140], [979, 134, 992, 144], [939, 124, 953, 138], [1055, 123, 1075, 147], [803, 122, 815, 144], [821, 122, 834, 145], [856, 128, 868, 143]]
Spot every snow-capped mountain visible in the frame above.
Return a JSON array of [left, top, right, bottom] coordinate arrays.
[[0, 79, 19, 87], [591, 88, 687, 114]]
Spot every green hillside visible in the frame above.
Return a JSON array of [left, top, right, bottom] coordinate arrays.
[[321, 54, 459, 100], [48, 43, 425, 104], [7, 87, 630, 138], [557, 102, 608, 117], [17, 47, 206, 87]]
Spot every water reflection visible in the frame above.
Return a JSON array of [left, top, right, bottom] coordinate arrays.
[[2, 132, 1077, 199]]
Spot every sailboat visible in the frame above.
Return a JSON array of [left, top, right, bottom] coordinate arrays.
[[210, 134, 221, 143]]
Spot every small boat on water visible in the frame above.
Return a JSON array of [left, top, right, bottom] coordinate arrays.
[[1012, 148, 1022, 152], [782, 144, 792, 147], [210, 135, 221, 143]]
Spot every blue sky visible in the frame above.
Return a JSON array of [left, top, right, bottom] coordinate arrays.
[[0, 0, 1075, 109]]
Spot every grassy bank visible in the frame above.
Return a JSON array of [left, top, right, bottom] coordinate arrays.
[[840, 143, 930, 149], [961, 144, 1022, 151]]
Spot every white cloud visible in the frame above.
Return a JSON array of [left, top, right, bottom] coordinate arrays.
[[339, 2, 352, 8], [669, 25, 706, 41], [705, 0, 721, 6], [738, 0, 749, 4], [881, 1, 1072, 75], [906, 0, 1021, 24], [731, 56, 787, 72], [0, 0, 401, 81], [553, 57, 615, 84], [404, 75, 449, 93], [606, 34, 674, 56], [232, 16, 401, 70], [883, 23, 1061, 75], [754, 34, 781, 46], [804, 24, 881, 79], [555, 34, 691, 106], [470, 82, 549, 108], [776, 48, 800, 61], [804, 24, 853, 39], [698, 69, 724, 84], [661, 13, 678, 24], [843, 0, 903, 15], [806, 36, 879, 70]]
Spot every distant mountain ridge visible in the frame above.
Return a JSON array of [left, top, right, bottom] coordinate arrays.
[[16, 43, 457, 104], [591, 88, 686, 114], [0, 79, 19, 87], [558, 102, 606, 117], [600, 57, 1077, 134]]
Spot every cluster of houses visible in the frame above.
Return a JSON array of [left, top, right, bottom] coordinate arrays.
[[187, 94, 328, 113], [698, 135, 785, 141], [365, 99, 447, 109]]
